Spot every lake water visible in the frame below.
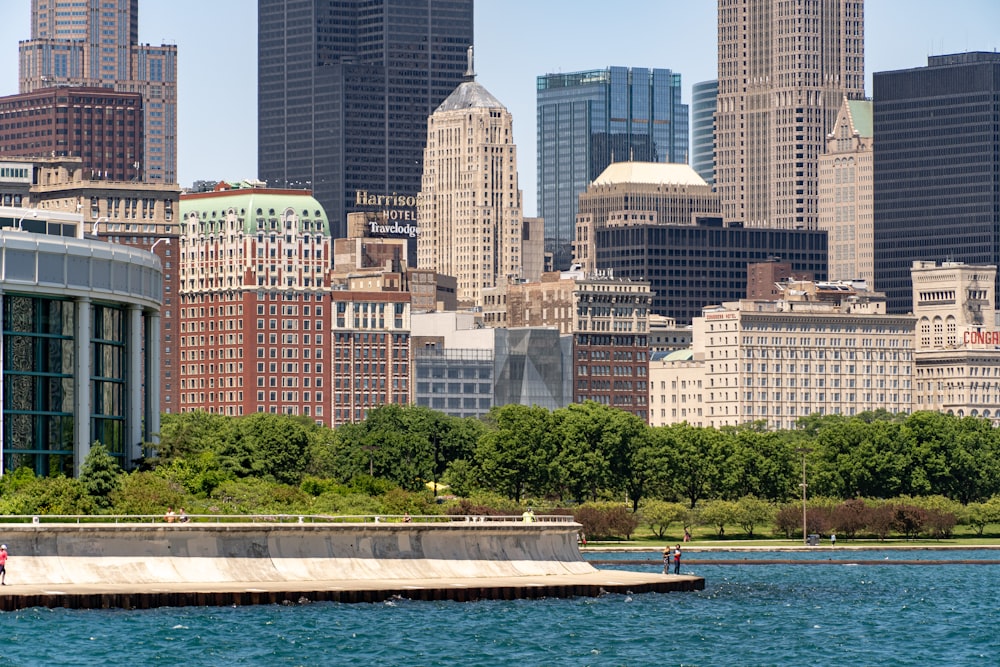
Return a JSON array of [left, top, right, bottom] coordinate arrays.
[[1, 549, 996, 666]]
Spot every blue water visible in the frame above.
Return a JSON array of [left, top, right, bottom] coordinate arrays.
[[1, 550, 997, 666]]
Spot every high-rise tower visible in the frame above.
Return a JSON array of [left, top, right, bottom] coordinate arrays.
[[691, 80, 718, 186], [417, 51, 523, 309], [257, 0, 474, 242], [18, 0, 177, 184], [537, 67, 688, 269], [715, 0, 864, 229], [873, 53, 1000, 314]]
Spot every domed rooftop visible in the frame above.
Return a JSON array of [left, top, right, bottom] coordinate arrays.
[[592, 162, 708, 188]]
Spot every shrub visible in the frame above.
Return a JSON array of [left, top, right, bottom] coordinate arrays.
[[574, 502, 638, 540], [111, 471, 189, 516]]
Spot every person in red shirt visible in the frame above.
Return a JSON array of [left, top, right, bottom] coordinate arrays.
[[0, 544, 8, 585]]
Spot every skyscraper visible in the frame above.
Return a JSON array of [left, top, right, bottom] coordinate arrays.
[[18, 0, 177, 184], [537, 67, 688, 269], [257, 0, 474, 241], [417, 57, 523, 309], [818, 97, 872, 285], [715, 0, 864, 229], [873, 53, 1000, 313], [690, 80, 718, 186]]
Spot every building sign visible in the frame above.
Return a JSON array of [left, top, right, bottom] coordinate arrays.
[[964, 330, 1000, 346], [354, 191, 420, 238], [704, 312, 739, 321]]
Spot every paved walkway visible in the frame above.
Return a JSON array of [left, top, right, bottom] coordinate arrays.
[[0, 570, 704, 610]]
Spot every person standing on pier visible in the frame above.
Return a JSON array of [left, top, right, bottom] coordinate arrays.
[[0, 544, 8, 585], [673, 545, 682, 574], [662, 547, 671, 574]]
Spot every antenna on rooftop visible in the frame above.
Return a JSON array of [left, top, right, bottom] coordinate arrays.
[[465, 45, 475, 80]]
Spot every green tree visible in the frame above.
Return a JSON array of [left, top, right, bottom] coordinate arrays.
[[696, 499, 738, 537], [79, 441, 123, 510], [965, 496, 1000, 536], [475, 404, 556, 502], [639, 499, 689, 539], [110, 471, 189, 516], [733, 495, 774, 537]]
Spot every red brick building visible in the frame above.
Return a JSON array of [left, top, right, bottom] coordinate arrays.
[[332, 291, 411, 426], [178, 184, 334, 424], [0, 87, 144, 182]]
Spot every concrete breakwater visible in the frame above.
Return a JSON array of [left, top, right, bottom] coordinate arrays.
[[0, 520, 595, 586], [0, 520, 704, 609]]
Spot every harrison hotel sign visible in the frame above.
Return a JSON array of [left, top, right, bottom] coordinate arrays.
[[355, 191, 420, 238]]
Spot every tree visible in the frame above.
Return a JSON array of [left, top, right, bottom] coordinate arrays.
[[697, 499, 738, 537], [965, 496, 1000, 536], [639, 499, 689, 539], [111, 471, 189, 516], [79, 442, 122, 510], [733, 495, 774, 537], [475, 405, 556, 502]]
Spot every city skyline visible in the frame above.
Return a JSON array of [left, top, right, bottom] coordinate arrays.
[[0, 0, 996, 216]]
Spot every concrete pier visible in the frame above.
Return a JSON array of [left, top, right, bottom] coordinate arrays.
[[0, 520, 703, 610]]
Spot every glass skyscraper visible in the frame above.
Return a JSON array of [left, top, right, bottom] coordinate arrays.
[[537, 67, 688, 269], [257, 0, 473, 241], [690, 80, 718, 186]]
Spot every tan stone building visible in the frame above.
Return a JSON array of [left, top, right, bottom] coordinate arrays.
[[417, 61, 524, 309], [716, 0, 865, 229], [649, 350, 705, 427], [573, 161, 719, 273], [650, 280, 914, 429], [819, 98, 873, 284], [912, 261, 1000, 423]]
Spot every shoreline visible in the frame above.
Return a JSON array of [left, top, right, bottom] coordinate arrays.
[[582, 542, 1000, 551]]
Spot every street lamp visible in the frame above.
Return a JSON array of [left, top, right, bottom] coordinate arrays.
[[16, 209, 37, 230], [150, 237, 170, 252], [92, 216, 109, 236], [796, 446, 813, 545]]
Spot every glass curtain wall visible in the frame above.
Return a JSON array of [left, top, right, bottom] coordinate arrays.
[[2, 295, 75, 476]]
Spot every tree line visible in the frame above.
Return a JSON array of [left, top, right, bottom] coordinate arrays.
[[4, 404, 1000, 520]]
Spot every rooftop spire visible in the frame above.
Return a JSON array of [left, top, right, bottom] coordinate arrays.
[[465, 45, 475, 80]]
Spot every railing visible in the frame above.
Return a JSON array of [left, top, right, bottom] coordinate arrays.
[[0, 514, 578, 525]]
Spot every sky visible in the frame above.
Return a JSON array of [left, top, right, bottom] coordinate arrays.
[[0, 0, 998, 216]]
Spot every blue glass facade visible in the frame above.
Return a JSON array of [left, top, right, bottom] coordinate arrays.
[[691, 80, 717, 186], [537, 67, 689, 269]]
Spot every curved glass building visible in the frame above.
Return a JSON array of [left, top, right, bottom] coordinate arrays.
[[0, 207, 162, 476]]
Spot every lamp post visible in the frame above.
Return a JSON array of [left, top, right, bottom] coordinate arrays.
[[797, 446, 813, 545], [150, 237, 170, 252], [16, 209, 37, 230], [92, 216, 109, 236]]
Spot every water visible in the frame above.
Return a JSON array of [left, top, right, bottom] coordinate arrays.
[[1, 550, 996, 666]]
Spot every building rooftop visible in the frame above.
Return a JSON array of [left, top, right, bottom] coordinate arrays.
[[846, 100, 873, 137], [591, 161, 708, 188], [436, 80, 506, 113]]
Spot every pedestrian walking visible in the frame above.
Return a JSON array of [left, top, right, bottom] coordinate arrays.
[[0, 544, 8, 585]]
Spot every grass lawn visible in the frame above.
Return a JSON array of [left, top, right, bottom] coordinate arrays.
[[582, 524, 1000, 549]]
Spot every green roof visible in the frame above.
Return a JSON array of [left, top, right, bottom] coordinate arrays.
[[179, 190, 331, 236], [846, 100, 873, 138]]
